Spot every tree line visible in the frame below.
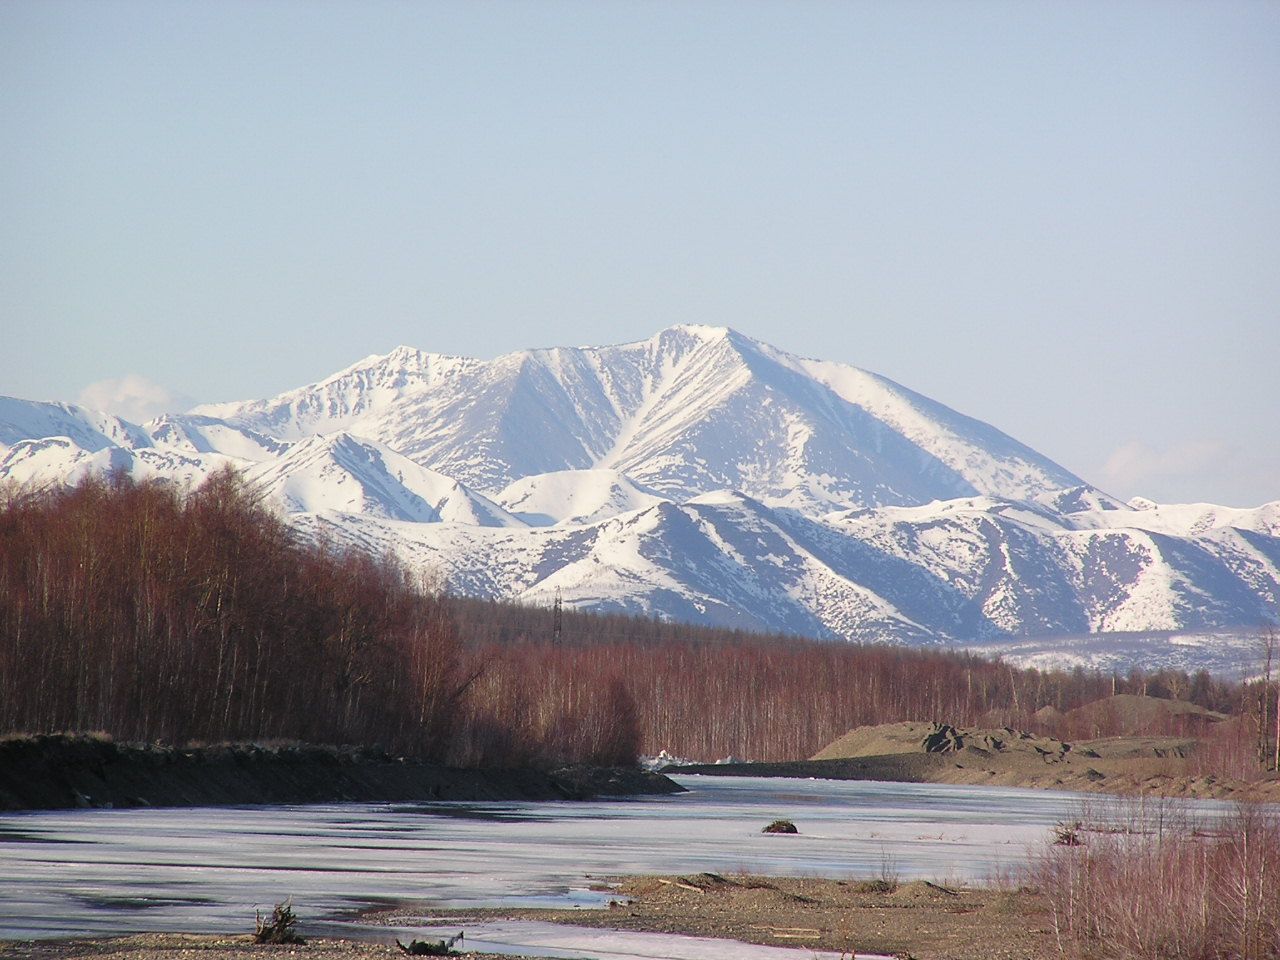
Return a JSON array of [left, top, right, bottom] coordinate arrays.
[[0, 470, 632, 765], [1, 471, 1273, 772]]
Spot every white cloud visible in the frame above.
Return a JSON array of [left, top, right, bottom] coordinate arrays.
[[1100, 438, 1238, 502], [77, 375, 195, 423]]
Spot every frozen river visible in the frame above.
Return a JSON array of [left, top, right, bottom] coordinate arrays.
[[0, 774, 1235, 945]]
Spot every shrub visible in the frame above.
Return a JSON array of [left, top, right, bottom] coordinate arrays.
[[1027, 800, 1280, 959], [254, 899, 304, 944], [1051, 820, 1083, 846]]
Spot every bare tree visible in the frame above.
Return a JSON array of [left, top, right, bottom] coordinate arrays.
[[1258, 625, 1277, 771]]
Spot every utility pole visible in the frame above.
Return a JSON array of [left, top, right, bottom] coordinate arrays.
[[553, 588, 562, 644], [1264, 625, 1279, 771], [1260, 627, 1274, 770]]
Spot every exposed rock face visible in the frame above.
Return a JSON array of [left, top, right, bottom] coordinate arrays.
[[921, 723, 964, 753]]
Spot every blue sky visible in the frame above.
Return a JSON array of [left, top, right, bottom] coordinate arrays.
[[2, 1, 1277, 505]]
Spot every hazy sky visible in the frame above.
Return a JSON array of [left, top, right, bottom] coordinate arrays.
[[3, 1, 1277, 506]]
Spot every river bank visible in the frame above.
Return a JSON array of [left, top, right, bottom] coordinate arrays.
[[0, 734, 683, 811], [378, 872, 1056, 959], [4, 872, 1055, 960], [2, 934, 482, 960]]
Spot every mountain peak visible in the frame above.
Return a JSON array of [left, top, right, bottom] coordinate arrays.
[[384, 343, 429, 362], [666, 323, 732, 340]]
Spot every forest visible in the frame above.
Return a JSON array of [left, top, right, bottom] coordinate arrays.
[[0, 470, 1272, 773]]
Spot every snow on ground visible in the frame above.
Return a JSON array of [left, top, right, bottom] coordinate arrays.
[[0, 436, 226, 489], [361, 920, 871, 959], [967, 629, 1269, 678], [244, 433, 520, 526]]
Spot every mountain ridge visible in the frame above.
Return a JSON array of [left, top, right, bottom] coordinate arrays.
[[2, 325, 1275, 672], [188, 326, 1088, 508]]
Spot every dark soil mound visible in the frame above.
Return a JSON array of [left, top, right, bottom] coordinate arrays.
[[0, 734, 684, 811]]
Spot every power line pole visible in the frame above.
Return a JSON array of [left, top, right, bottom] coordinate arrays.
[[553, 588, 562, 643]]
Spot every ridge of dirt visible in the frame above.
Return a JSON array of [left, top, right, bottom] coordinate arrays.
[[0, 734, 684, 811]]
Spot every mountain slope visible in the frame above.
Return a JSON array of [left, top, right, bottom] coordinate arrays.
[[291, 490, 1279, 652], [495, 469, 666, 526], [146, 414, 292, 461], [242, 433, 520, 526], [0, 435, 220, 488], [0, 397, 153, 452]]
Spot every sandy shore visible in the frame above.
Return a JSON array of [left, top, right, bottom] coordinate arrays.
[[4, 873, 1055, 960], [366, 872, 1056, 960]]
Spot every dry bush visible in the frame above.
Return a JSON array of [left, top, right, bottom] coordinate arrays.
[[1190, 717, 1274, 783], [253, 899, 304, 944], [1027, 799, 1280, 960]]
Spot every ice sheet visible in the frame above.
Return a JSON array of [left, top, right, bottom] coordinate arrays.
[[344, 921, 889, 959], [0, 775, 1239, 942]]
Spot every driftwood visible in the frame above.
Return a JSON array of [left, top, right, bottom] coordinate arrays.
[[749, 924, 821, 938], [657, 878, 706, 893]]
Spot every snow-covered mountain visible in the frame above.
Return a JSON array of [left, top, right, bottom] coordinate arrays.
[[495, 469, 666, 527], [190, 326, 1086, 509], [242, 433, 518, 526], [0, 397, 153, 452], [3, 326, 1276, 672], [0, 435, 220, 489]]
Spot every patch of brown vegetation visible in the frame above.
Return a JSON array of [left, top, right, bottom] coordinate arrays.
[[1062, 693, 1227, 735], [761, 818, 798, 833], [1029, 802, 1280, 959]]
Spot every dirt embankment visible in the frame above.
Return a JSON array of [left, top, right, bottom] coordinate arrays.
[[0, 735, 684, 811], [681, 719, 1280, 802]]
